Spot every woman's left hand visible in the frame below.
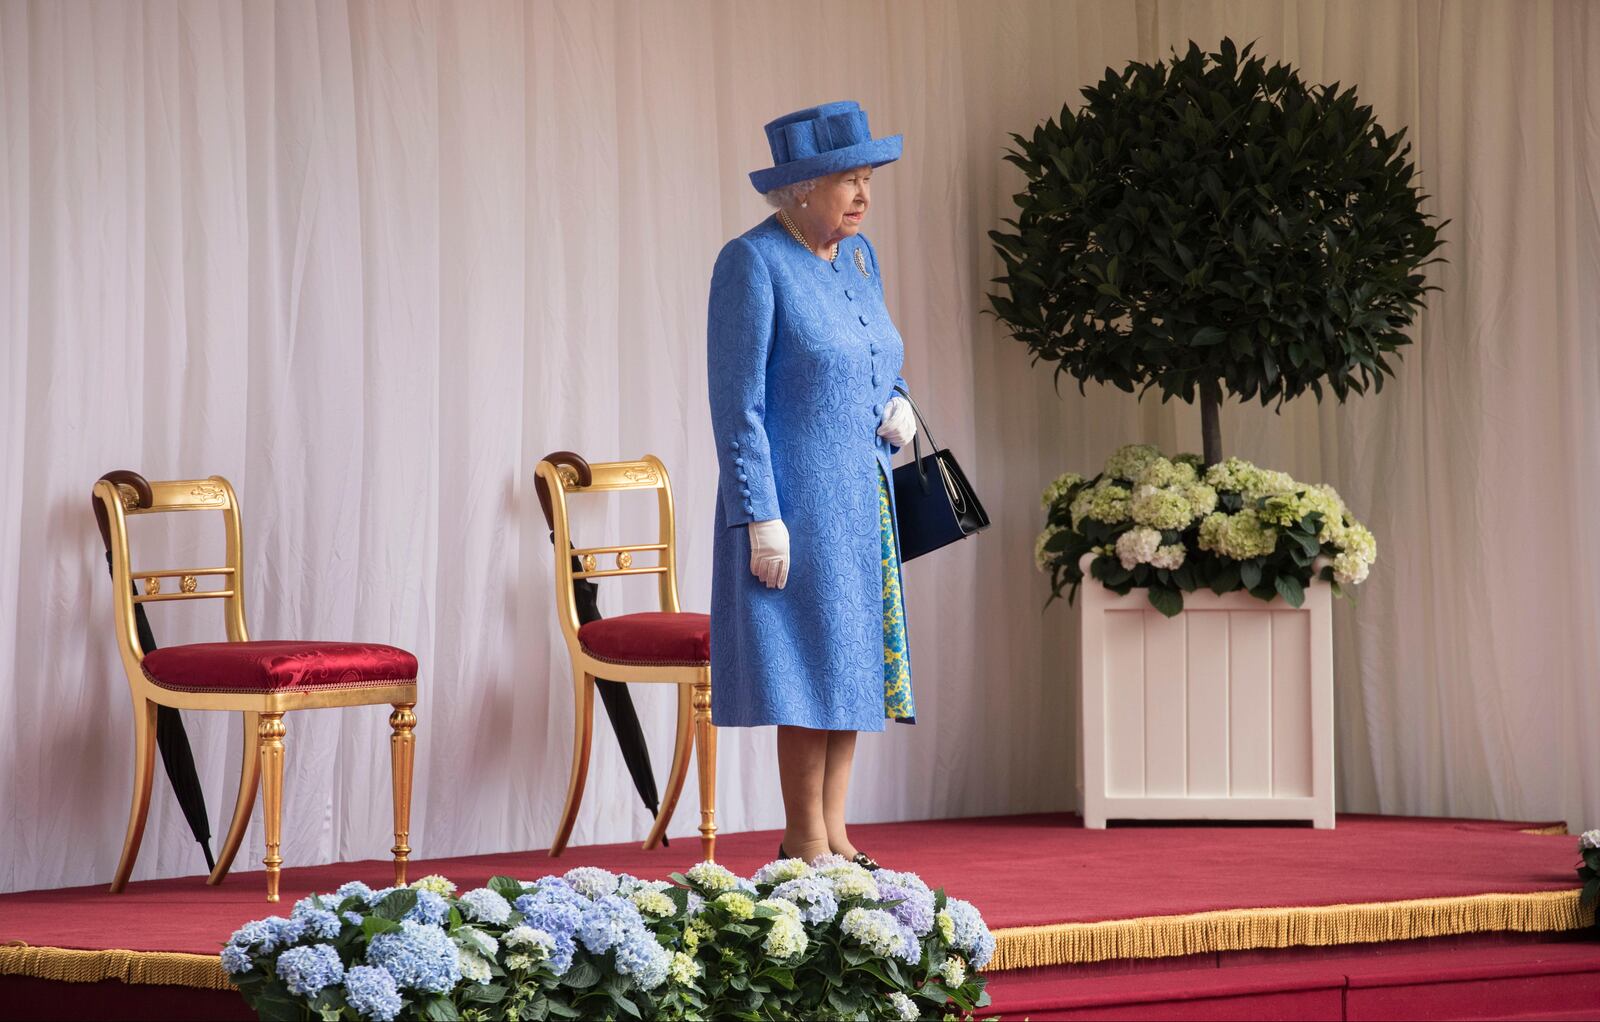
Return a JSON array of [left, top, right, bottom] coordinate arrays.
[[877, 396, 917, 447]]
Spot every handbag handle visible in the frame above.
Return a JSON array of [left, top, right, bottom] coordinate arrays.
[[892, 386, 943, 494]]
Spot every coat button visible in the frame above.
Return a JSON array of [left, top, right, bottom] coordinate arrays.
[[734, 457, 744, 467], [872, 404, 883, 417], [872, 374, 881, 387], [737, 472, 748, 482], [870, 344, 879, 355], [730, 440, 740, 451]]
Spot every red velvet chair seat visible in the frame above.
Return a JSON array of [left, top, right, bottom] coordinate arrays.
[[578, 612, 711, 666], [141, 641, 419, 694]]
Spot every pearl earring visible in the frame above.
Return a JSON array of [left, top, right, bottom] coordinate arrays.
[[801, 201, 808, 208]]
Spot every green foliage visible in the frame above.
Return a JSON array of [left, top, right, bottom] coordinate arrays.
[[989, 38, 1444, 408]]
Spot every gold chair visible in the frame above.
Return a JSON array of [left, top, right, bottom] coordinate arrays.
[[534, 452, 716, 861], [92, 472, 419, 901]]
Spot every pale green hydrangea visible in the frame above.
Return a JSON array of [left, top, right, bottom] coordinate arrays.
[[630, 889, 676, 919], [1204, 457, 1295, 500], [936, 910, 956, 943], [1130, 484, 1198, 530], [1135, 457, 1199, 489], [686, 861, 740, 894], [1070, 481, 1131, 529], [758, 897, 802, 921], [1105, 443, 1163, 482], [1198, 509, 1280, 560], [1034, 524, 1064, 572], [762, 913, 809, 960], [409, 874, 456, 897], [714, 892, 755, 920], [1115, 527, 1162, 569], [820, 863, 880, 901], [1332, 551, 1371, 585], [1041, 471, 1084, 508], [668, 951, 702, 985], [1184, 482, 1219, 517], [940, 954, 968, 987]]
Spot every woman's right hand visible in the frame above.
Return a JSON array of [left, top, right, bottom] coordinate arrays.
[[748, 519, 790, 589]]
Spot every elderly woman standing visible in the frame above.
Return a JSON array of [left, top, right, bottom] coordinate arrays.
[[707, 101, 918, 867]]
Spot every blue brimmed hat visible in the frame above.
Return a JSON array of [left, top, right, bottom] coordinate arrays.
[[749, 101, 902, 194]]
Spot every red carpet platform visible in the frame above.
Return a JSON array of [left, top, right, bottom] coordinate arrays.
[[1, 812, 1594, 1019]]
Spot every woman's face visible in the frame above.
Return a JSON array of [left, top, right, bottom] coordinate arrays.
[[801, 165, 872, 242]]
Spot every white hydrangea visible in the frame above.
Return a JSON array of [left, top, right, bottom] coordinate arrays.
[[1150, 544, 1187, 570], [1332, 550, 1370, 585], [668, 951, 702, 985], [820, 862, 880, 900], [686, 861, 740, 894], [1581, 829, 1600, 850], [1041, 472, 1084, 508], [762, 914, 810, 960], [630, 889, 676, 919], [457, 949, 492, 984], [1105, 443, 1163, 482], [1130, 484, 1197, 530], [1034, 524, 1064, 572], [940, 954, 968, 987], [1115, 527, 1162, 569], [753, 858, 813, 885], [888, 991, 920, 1021]]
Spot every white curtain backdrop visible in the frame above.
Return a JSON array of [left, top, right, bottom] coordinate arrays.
[[2, 0, 1597, 894]]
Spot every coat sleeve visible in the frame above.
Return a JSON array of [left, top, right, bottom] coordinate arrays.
[[707, 238, 781, 526]]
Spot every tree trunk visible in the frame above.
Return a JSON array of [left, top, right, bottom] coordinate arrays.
[[1200, 381, 1223, 467]]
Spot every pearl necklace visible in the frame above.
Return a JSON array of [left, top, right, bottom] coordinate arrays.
[[777, 209, 838, 262]]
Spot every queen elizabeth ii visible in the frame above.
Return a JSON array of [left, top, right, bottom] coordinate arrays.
[[707, 101, 918, 867]]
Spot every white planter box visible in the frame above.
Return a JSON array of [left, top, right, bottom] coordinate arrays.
[[1077, 556, 1335, 829]]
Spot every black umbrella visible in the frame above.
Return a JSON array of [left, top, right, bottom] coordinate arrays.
[[95, 472, 216, 872], [536, 453, 664, 840]]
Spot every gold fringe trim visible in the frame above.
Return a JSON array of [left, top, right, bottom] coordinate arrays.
[[1522, 824, 1570, 836], [4, 890, 1590, 986], [0, 944, 230, 990], [989, 888, 1592, 971]]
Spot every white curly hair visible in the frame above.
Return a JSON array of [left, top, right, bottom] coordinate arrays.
[[763, 179, 819, 209]]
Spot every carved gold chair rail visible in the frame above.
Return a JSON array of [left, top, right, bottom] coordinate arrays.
[[534, 453, 717, 862], [92, 471, 420, 902]]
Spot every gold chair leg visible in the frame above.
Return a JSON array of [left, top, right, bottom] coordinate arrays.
[[389, 703, 417, 887], [258, 712, 286, 902], [109, 699, 159, 893], [693, 673, 717, 862], [642, 683, 695, 850], [550, 670, 595, 857], [208, 710, 261, 885]]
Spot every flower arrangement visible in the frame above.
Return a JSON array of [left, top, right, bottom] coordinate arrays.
[[223, 858, 993, 1021], [1578, 830, 1600, 913], [1036, 444, 1376, 617]]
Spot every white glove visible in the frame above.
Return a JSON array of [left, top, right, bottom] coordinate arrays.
[[876, 395, 917, 447], [748, 518, 790, 589]]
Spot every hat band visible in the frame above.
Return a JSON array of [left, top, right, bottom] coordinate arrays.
[[774, 109, 871, 165]]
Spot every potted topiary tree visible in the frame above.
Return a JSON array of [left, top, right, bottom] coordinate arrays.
[[991, 40, 1443, 829]]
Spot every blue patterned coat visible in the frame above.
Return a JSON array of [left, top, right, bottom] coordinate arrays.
[[707, 217, 907, 731]]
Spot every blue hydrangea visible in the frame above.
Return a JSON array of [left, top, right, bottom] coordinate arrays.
[[577, 895, 643, 954], [291, 906, 343, 941], [457, 887, 513, 926], [771, 876, 840, 925], [363, 885, 402, 906], [563, 866, 620, 899], [943, 898, 995, 969], [511, 888, 581, 976], [343, 964, 403, 1022], [227, 915, 304, 955], [219, 944, 253, 976], [404, 888, 450, 927], [875, 874, 935, 937], [893, 921, 922, 966], [613, 929, 671, 990], [275, 943, 344, 997], [343, 911, 364, 926], [685, 891, 705, 916], [335, 880, 376, 902], [366, 920, 461, 993]]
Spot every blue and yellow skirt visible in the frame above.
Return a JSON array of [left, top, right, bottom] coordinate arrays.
[[878, 470, 915, 723]]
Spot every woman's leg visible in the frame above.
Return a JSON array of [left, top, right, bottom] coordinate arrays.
[[822, 729, 859, 858], [777, 725, 831, 861]]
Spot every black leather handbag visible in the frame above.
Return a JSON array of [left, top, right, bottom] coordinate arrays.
[[890, 388, 990, 560]]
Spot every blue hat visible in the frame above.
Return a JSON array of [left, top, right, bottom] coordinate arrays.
[[749, 101, 902, 194]]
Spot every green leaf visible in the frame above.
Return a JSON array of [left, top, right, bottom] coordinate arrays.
[[1147, 586, 1184, 617], [1274, 573, 1306, 607], [1209, 562, 1241, 595], [372, 888, 419, 921], [419, 996, 461, 1021], [1239, 560, 1263, 590], [362, 915, 401, 940], [487, 875, 525, 901], [563, 958, 602, 989]]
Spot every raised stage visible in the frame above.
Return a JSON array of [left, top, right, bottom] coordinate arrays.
[[1, 812, 1595, 1020]]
